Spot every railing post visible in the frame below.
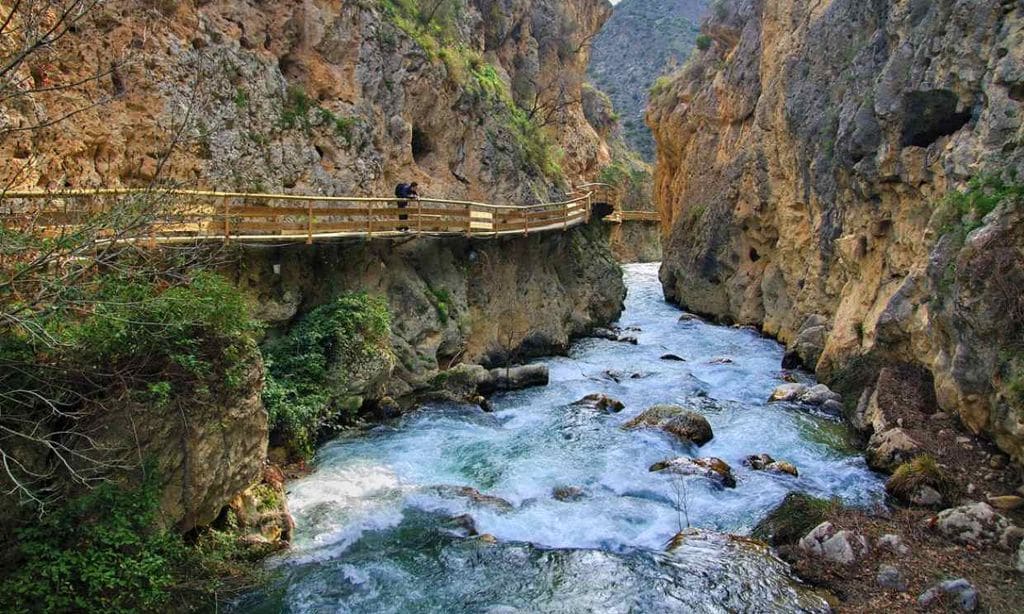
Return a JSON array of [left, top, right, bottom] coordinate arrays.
[[563, 201, 569, 231], [306, 198, 313, 245], [465, 203, 472, 237], [417, 198, 423, 235], [367, 201, 373, 239], [524, 207, 529, 237], [222, 196, 230, 243]]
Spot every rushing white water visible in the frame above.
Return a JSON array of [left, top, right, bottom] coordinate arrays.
[[240, 263, 883, 612]]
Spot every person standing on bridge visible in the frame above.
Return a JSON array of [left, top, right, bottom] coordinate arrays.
[[394, 181, 419, 231]]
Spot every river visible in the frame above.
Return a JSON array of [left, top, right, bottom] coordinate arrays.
[[239, 262, 883, 612]]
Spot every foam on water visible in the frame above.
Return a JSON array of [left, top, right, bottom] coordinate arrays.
[[244, 263, 883, 612]]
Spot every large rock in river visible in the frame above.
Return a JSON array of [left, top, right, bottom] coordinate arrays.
[[650, 457, 736, 488], [624, 405, 714, 446]]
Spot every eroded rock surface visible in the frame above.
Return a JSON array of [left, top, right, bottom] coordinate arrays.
[[624, 404, 714, 446], [648, 0, 1024, 463]]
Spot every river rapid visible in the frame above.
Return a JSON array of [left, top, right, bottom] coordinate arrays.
[[240, 263, 883, 613]]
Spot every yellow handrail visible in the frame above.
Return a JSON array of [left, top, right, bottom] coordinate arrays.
[[0, 187, 599, 244]]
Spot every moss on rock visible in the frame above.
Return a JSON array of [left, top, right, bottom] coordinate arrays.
[[752, 493, 838, 547]]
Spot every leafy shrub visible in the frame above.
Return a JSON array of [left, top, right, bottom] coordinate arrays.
[[2, 270, 257, 408], [649, 75, 674, 97], [2, 474, 183, 612], [262, 293, 392, 458], [695, 34, 712, 51], [0, 471, 261, 613]]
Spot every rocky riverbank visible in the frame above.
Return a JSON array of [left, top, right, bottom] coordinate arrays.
[[760, 371, 1024, 612]]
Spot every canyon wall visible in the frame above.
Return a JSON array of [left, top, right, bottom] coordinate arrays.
[[0, 0, 622, 531], [2, 0, 612, 201], [236, 221, 625, 398], [648, 0, 1024, 460]]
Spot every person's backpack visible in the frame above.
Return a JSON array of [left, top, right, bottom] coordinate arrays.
[[394, 183, 409, 198]]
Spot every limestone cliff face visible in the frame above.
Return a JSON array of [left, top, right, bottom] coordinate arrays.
[[2, 0, 612, 200], [0, 0, 622, 531], [648, 1, 1024, 460], [236, 220, 625, 398]]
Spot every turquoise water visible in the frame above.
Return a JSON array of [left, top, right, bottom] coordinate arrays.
[[239, 263, 882, 612]]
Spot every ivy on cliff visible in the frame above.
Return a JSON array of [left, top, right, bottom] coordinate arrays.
[[262, 293, 392, 459]]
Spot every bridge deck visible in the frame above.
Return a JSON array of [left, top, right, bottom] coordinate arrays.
[[1, 184, 658, 244]]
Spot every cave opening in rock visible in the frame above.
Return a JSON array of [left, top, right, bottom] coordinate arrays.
[[412, 126, 433, 163], [900, 90, 972, 148]]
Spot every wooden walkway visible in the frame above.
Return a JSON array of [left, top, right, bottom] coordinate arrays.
[[1, 183, 659, 244]]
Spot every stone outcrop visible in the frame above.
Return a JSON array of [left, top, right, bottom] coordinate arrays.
[[236, 221, 624, 398], [86, 344, 269, 533], [648, 0, 1024, 463]]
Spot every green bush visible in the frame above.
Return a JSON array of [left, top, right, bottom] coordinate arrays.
[[695, 34, 712, 51], [2, 475, 182, 612], [0, 471, 260, 613], [262, 293, 391, 458], [2, 270, 257, 408], [650, 75, 674, 97]]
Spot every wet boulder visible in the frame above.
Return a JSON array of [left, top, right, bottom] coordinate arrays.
[[591, 327, 638, 344], [743, 453, 799, 477], [624, 405, 714, 446], [798, 384, 841, 406], [660, 353, 686, 362], [226, 464, 295, 554], [769, 383, 807, 402], [552, 486, 585, 502], [433, 485, 514, 512], [799, 521, 870, 565], [443, 513, 479, 537], [484, 364, 549, 393], [573, 394, 625, 413], [649, 457, 736, 488]]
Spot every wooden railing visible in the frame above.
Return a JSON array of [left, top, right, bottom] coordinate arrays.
[[0, 188, 597, 244], [575, 182, 661, 224], [611, 210, 661, 223]]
